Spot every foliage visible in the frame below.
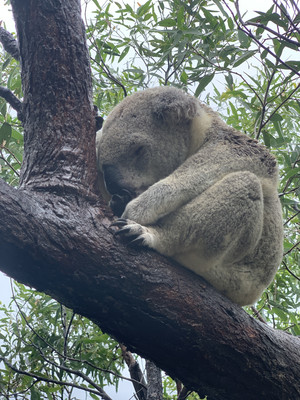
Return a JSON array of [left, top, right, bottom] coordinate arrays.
[[0, 0, 299, 398], [0, 282, 125, 399]]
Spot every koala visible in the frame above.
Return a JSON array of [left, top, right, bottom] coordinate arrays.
[[96, 86, 283, 306]]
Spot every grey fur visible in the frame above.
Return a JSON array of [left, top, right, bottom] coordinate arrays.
[[96, 87, 283, 306]]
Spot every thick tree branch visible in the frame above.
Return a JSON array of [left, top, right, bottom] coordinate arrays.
[[0, 179, 299, 400]]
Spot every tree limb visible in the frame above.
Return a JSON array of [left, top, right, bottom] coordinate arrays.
[[120, 344, 147, 400], [0, 179, 299, 400], [0, 26, 20, 60], [0, 86, 22, 114]]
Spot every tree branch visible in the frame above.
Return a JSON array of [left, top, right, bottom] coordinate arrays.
[[0, 26, 20, 60], [120, 344, 147, 400], [0, 179, 299, 400], [0, 86, 22, 114]]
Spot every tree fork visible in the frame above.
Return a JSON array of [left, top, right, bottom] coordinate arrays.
[[0, 1, 299, 399]]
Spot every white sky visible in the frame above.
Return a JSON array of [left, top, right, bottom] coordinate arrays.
[[0, 0, 275, 399]]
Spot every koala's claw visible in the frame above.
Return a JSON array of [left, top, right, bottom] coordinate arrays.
[[114, 226, 132, 236], [110, 218, 154, 248], [129, 236, 146, 246], [111, 218, 128, 227]]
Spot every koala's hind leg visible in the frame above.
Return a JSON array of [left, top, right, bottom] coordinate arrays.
[[113, 171, 264, 263]]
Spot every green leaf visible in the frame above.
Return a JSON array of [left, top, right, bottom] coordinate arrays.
[[177, 6, 185, 29], [91, 0, 100, 9], [273, 38, 284, 58], [118, 46, 130, 63], [282, 167, 300, 182], [137, 0, 152, 16], [238, 29, 250, 48], [233, 50, 256, 67], [225, 73, 233, 90], [157, 18, 177, 27], [180, 70, 188, 84], [0, 122, 12, 143], [195, 73, 215, 97], [270, 113, 283, 122]]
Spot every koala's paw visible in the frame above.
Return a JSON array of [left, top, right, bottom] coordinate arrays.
[[111, 218, 156, 248], [121, 197, 159, 226]]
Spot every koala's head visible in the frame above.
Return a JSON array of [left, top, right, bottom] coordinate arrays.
[[96, 87, 200, 215]]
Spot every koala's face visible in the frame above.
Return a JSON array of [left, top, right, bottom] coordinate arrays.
[[97, 87, 198, 215]]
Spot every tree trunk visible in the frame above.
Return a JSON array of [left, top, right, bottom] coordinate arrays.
[[0, 1, 299, 399]]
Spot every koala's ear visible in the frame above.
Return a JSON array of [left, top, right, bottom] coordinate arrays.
[[152, 89, 198, 123]]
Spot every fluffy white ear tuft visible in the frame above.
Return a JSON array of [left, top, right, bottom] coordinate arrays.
[[152, 88, 198, 123]]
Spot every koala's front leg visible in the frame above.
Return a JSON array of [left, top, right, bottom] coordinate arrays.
[[113, 171, 266, 262], [121, 181, 177, 225]]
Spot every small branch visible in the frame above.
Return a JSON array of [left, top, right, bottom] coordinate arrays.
[[244, 21, 300, 47], [0, 146, 21, 177], [251, 306, 267, 324], [282, 260, 300, 281], [284, 240, 300, 257], [0, 26, 20, 60], [256, 66, 277, 139], [178, 386, 192, 400], [120, 344, 147, 400], [0, 86, 22, 115], [259, 82, 300, 132], [284, 210, 300, 226]]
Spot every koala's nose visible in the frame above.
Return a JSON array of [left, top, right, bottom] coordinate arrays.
[[102, 164, 124, 195]]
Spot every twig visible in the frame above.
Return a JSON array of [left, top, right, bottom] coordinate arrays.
[[282, 260, 300, 281], [0, 147, 21, 176], [259, 82, 300, 132], [178, 386, 192, 400], [284, 210, 300, 226], [273, 0, 300, 34], [256, 65, 277, 139], [244, 22, 300, 47], [284, 240, 300, 256], [251, 306, 267, 323]]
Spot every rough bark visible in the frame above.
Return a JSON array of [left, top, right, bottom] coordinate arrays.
[[0, 1, 299, 399]]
